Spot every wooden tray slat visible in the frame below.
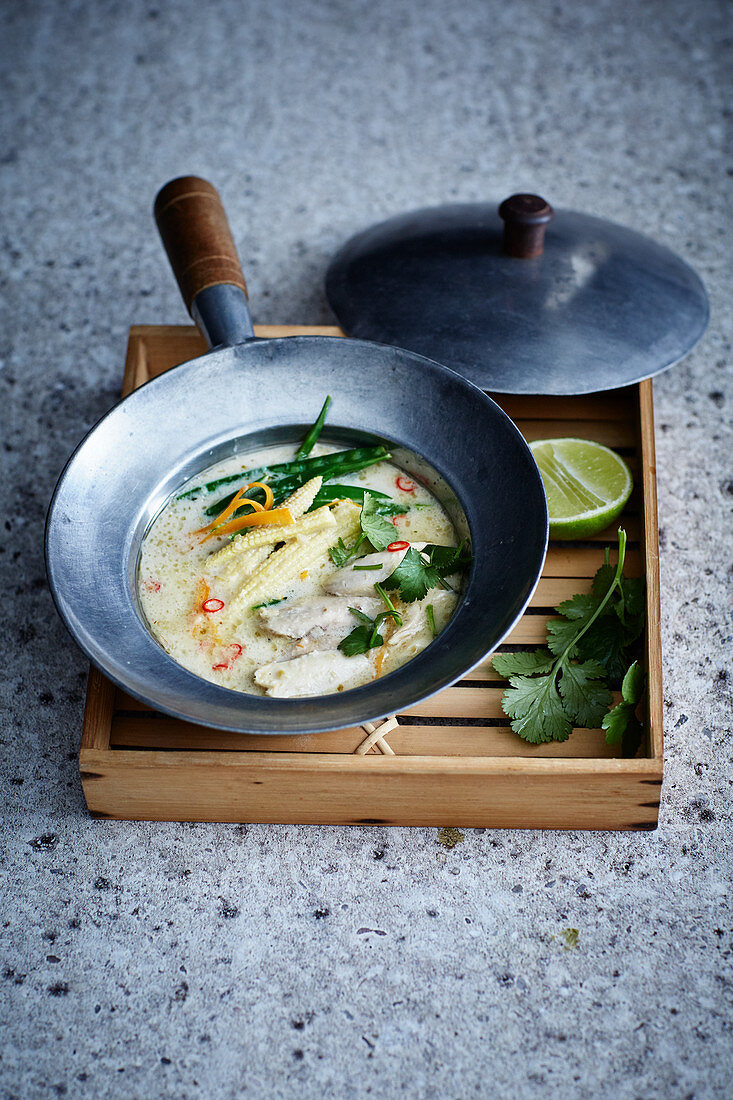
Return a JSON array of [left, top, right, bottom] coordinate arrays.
[[544, 545, 641, 576], [80, 324, 664, 829], [110, 717, 621, 759]]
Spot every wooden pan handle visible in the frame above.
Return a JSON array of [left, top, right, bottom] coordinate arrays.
[[154, 177, 247, 314]]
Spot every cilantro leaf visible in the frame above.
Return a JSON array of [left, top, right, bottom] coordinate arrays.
[[555, 592, 600, 622], [338, 623, 384, 656], [337, 605, 400, 657], [491, 650, 555, 677], [501, 673, 572, 743], [360, 492, 396, 551], [347, 607, 378, 627], [546, 616, 582, 658], [376, 501, 411, 517], [591, 559, 617, 600], [600, 701, 628, 745], [576, 615, 632, 684], [550, 562, 645, 684], [602, 699, 644, 756], [383, 547, 441, 603], [422, 542, 472, 576], [616, 575, 645, 637], [496, 529, 646, 749], [328, 537, 355, 567], [327, 492, 399, 566], [558, 660, 612, 728], [548, 593, 602, 657]]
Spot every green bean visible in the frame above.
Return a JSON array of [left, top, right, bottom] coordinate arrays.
[[308, 486, 408, 518], [309, 484, 389, 507], [201, 447, 391, 517], [179, 443, 389, 503], [295, 396, 331, 459]]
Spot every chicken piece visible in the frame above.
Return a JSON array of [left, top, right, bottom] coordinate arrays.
[[259, 595, 383, 650], [386, 587, 455, 651], [254, 650, 371, 698], [323, 543, 425, 597]]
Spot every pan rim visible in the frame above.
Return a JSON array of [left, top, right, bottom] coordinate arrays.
[[46, 334, 548, 735]]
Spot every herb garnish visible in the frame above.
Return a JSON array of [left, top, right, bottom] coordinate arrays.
[[328, 538, 353, 567], [189, 446, 390, 511], [374, 582, 402, 627], [338, 606, 401, 657], [328, 491, 397, 565], [492, 530, 645, 748], [359, 492, 398, 551], [426, 604, 437, 637], [383, 541, 472, 603], [252, 597, 287, 610], [383, 547, 440, 603]]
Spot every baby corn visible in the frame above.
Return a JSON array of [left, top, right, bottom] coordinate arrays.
[[206, 502, 334, 574], [224, 500, 361, 623], [281, 476, 322, 519]]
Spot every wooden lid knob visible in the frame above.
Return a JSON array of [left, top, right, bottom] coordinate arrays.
[[498, 194, 554, 258]]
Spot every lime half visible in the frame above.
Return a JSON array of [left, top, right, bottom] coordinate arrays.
[[530, 438, 633, 539]]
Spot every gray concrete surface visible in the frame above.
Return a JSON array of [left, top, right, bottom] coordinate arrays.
[[1, 0, 731, 1096]]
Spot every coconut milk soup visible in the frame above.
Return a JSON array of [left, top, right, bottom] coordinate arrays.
[[139, 427, 469, 699]]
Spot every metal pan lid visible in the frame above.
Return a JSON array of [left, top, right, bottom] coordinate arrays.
[[325, 194, 709, 394]]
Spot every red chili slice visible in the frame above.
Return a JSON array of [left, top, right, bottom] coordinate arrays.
[[202, 598, 225, 613], [396, 476, 416, 492], [391, 514, 406, 526], [212, 644, 243, 672], [387, 540, 410, 552]]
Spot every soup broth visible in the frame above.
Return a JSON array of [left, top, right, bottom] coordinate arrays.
[[139, 438, 466, 698]]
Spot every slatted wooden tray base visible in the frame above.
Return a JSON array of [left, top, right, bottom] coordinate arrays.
[[80, 325, 663, 829]]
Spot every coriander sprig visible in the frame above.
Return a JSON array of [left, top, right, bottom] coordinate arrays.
[[384, 541, 471, 603], [328, 491, 403, 565], [492, 529, 645, 748]]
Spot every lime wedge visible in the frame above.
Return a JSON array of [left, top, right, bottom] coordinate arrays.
[[530, 438, 633, 539]]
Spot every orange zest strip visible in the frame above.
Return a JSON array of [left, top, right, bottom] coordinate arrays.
[[200, 507, 294, 541], [195, 480, 274, 537], [195, 487, 248, 534], [246, 481, 274, 510], [195, 578, 210, 610]]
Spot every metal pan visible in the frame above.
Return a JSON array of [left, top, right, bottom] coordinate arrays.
[[46, 177, 547, 735]]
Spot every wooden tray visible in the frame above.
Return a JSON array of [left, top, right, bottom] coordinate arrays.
[[79, 325, 663, 829]]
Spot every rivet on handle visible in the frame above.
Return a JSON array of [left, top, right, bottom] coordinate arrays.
[[498, 193, 554, 258]]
